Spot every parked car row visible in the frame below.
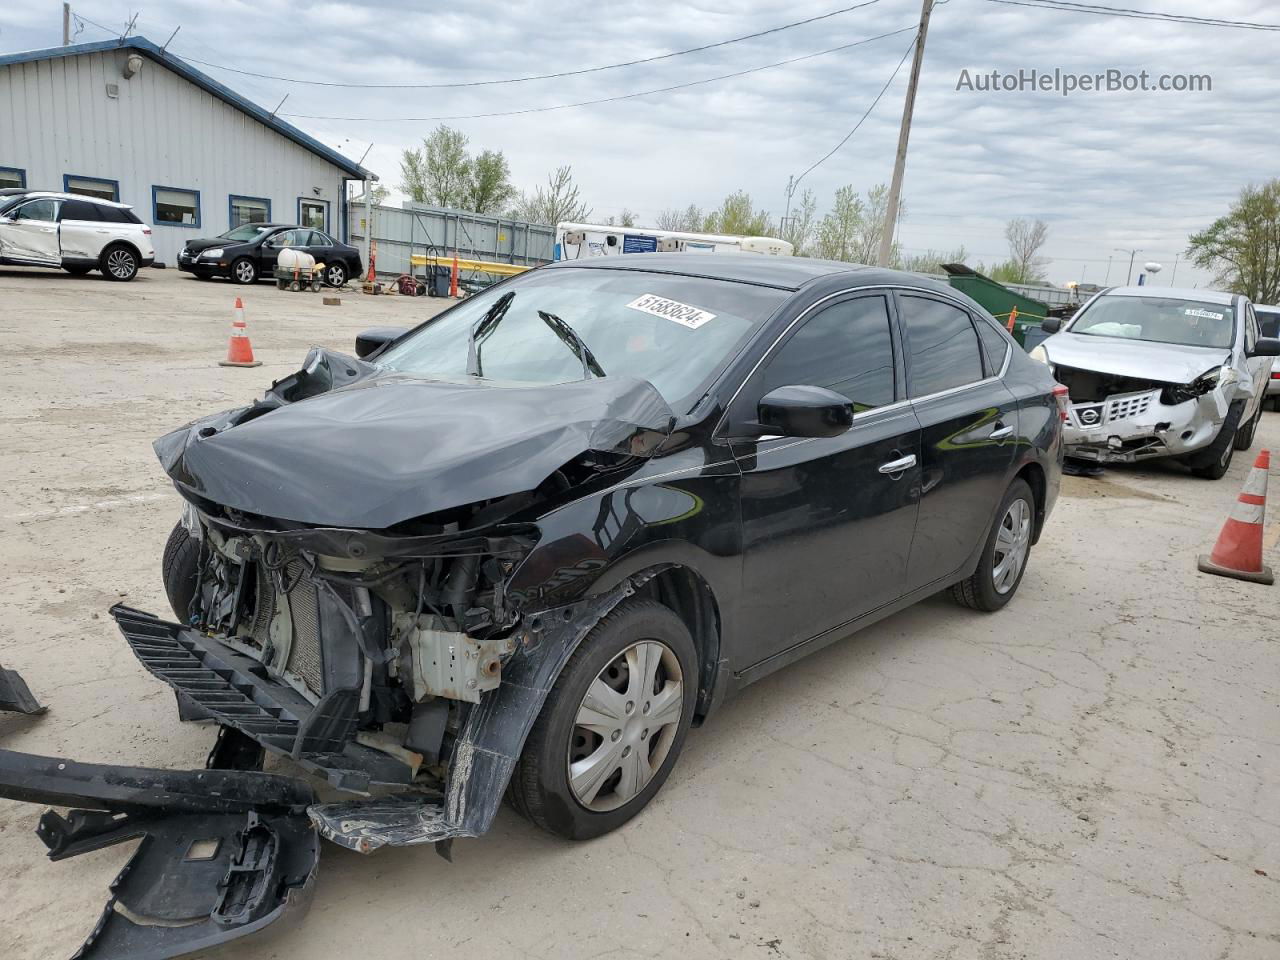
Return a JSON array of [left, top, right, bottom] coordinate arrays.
[[0, 187, 361, 286]]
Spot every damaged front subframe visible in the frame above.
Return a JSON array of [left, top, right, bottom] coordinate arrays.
[[0, 749, 319, 960]]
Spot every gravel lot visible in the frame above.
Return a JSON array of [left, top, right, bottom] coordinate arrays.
[[0, 266, 1276, 960]]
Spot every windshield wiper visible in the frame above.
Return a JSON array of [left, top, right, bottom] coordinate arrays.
[[467, 291, 516, 377], [538, 311, 606, 380]]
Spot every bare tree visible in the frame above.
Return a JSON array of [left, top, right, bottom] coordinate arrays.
[[509, 166, 591, 225], [1005, 217, 1050, 283], [1188, 179, 1280, 303], [655, 208, 684, 230]]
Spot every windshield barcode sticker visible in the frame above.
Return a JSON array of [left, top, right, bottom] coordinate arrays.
[[626, 294, 717, 329]]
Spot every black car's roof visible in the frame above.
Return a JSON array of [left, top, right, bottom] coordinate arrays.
[[545, 252, 955, 295]]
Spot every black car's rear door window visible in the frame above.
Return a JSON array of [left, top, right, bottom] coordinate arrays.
[[898, 295, 986, 397], [760, 295, 896, 412]]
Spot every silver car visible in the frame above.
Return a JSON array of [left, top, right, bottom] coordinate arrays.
[[1031, 286, 1279, 479], [0, 190, 155, 281]]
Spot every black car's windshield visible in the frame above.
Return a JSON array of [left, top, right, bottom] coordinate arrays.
[[1070, 295, 1235, 348], [377, 267, 787, 411], [219, 224, 272, 242]]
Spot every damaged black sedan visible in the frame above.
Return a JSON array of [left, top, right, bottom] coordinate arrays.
[[0, 254, 1062, 958]]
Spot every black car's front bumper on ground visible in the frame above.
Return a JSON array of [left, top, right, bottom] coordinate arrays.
[[0, 748, 320, 960]]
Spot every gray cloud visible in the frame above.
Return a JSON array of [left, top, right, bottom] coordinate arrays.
[[5, 0, 1276, 287]]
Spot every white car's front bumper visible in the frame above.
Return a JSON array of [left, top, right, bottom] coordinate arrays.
[[1062, 387, 1227, 463]]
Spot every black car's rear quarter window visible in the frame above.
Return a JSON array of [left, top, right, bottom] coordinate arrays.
[[900, 296, 985, 397], [975, 318, 1012, 375], [763, 296, 895, 411]]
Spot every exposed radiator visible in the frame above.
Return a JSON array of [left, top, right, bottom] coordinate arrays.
[[283, 560, 324, 697]]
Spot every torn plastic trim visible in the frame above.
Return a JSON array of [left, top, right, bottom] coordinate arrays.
[[0, 749, 319, 960], [312, 574, 651, 854], [0, 663, 45, 715]]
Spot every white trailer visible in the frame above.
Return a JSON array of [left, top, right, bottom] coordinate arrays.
[[555, 222, 792, 260]]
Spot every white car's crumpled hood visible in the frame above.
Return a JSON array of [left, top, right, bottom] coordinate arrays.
[[1042, 332, 1229, 384]]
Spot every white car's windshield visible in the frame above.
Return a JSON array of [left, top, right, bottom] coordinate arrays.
[[1070, 295, 1235, 349], [377, 268, 787, 412]]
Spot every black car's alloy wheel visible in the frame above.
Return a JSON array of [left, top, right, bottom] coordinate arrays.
[[508, 599, 697, 840], [326, 262, 347, 287], [231, 258, 257, 284]]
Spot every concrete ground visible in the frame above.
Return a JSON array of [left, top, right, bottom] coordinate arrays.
[[0, 266, 1276, 960]]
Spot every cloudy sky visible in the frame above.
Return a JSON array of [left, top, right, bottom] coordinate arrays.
[[4, 0, 1278, 287]]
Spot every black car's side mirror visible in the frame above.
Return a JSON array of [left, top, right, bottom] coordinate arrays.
[[355, 326, 408, 359], [1041, 317, 1062, 334], [756, 385, 854, 439], [1248, 337, 1280, 357]]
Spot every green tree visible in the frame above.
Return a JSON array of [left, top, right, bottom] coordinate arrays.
[[703, 191, 774, 236], [399, 125, 473, 208], [896, 246, 968, 274], [815, 186, 864, 261], [467, 149, 516, 214], [782, 188, 818, 257], [1188, 179, 1280, 303]]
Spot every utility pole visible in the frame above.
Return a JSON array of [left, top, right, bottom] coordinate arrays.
[[62, 3, 71, 45], [1170, 254, 1179, 285], [877, 0, 933, 267]]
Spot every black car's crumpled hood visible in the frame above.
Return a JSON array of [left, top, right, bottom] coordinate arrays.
[[155, 354, 675, 529]]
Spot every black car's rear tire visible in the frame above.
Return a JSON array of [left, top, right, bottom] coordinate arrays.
[[99, 244, 139, 281], [231, 257, 257, 284], [950, 478, 1035, 612], [162, 522, 199, 623], [508, 598, 697, 841], [1188, 401, 1243, 480]]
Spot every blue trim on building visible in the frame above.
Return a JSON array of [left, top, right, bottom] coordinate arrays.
[[152, 184, 201, 228], [63, 174, 119, 201], [229, 194, 271, 229], [298, 196, 330, 233], [0, 37, 372, 180], [0, 166, 26, 187]]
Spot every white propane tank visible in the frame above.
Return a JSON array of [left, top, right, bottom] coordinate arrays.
[[278, 248, 315, 271]]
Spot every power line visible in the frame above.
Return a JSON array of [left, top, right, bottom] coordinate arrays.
[[280, 27, 917, 122], [178, 1, 886, 89], [982, 0, 1280, 31], [792, 38, 917, 187]]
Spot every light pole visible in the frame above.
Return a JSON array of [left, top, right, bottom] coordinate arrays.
[[1115, 247, 1141, 285]]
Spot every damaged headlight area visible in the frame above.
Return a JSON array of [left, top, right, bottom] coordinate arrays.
[[1160, 364, 1238, 405], [155, 497, 541, 792]]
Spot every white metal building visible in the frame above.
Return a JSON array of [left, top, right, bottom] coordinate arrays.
[[0, 36, 371, 266]]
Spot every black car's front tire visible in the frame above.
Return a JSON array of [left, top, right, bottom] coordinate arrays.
[[162, 522, 199, 622], [231, 257, 258, 284], [951, 478, 1035, 612], [508, 598, 697, 841]]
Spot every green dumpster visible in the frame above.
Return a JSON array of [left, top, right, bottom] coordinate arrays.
[[940, 263, 1050, 347]]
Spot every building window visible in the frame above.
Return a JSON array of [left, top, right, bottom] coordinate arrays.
[[153, 186, 201, 227], [299, 198, 328, 231], [64, 175, 119, 201], [229, 195, 270, 228], [0, 166, 25, 189]]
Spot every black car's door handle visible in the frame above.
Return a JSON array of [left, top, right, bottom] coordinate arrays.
[[878, 453, 917, 475], [990, 422, 1013, 440]]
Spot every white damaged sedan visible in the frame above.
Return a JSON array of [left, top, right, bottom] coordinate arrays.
[[1031, 287, 1279, 479]]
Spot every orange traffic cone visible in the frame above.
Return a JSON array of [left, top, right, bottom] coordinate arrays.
[[449, 254, 460, 298], [218, 297, 262, 368], [1197, 449, 1273, 584]]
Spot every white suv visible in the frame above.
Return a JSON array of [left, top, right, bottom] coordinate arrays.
[[0, 190, 155, 281]]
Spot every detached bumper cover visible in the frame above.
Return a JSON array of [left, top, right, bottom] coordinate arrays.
[[0, 749, 319, 960], [0, 664, 44, 715]]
